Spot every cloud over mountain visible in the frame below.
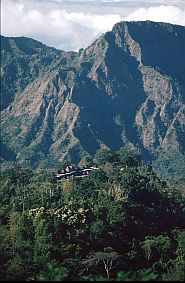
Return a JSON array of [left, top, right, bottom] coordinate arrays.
[[125, 5, 185, 26], [1, 0, 185, 50]]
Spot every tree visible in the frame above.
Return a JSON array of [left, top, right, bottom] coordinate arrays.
[[57, 160, 72, 172], [82, 248, 120, 279], [5, 212, 34, 280], [167, 230, 185, 281], [32, 208, 54, 270], [34, 262, 69, 281], [90, 220, 105, 240], [79, 156, 93, 168], [141, 235, 171, 264], [118, 146, 141, 167], [152, 149, 185, 182], [94, 149, 118, 166], [89, 169, 108, 185]]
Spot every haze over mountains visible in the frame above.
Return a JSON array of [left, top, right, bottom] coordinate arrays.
[[1, 21, 185, 168]]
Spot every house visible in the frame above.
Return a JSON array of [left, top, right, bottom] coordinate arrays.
[[56, 165, 99, 181]]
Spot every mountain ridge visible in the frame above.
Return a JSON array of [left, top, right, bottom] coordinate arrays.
[[1, 21, 185, 168]]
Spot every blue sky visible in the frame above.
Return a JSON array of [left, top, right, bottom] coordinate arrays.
[[1, 0, 185, 51]]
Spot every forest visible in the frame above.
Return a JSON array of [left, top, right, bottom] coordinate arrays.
[[0, 147, 185, 281]]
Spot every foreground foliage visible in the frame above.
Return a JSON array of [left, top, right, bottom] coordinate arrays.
[[0, 148, 185, 281]]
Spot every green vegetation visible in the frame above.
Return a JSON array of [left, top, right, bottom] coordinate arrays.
[[152, 149, 185, 183], [0, 147, 185, 281]]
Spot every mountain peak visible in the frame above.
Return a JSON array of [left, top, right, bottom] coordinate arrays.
[[1, 21, 185, 168]]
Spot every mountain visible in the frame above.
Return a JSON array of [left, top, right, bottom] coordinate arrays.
[[0, 35, 77, 110], [1, 21, 185, 168]]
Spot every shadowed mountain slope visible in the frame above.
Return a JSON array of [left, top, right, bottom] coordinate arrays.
[[1, 21, 185, 168]]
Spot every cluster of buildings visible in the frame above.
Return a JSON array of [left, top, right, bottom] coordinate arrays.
[[56, 165, 99, 180]]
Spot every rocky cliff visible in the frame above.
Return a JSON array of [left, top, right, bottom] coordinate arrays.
[[1, 21, 185, 168]]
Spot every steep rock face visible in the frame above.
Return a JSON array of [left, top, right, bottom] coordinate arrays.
[[0, 36, 77, 110], [113, 22, 185, 152], [1, 21, 185, 168]]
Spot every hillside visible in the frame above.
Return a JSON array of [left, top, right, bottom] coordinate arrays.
[[0, 150, 185, 281], [1, 35, 77, 109], [1, 21, 185, 168]]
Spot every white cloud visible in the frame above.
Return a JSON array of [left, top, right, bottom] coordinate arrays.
[[1, 0, 121, 50], [1, 0, 185, 51], [63, 11, 121, 33], [125, 5, 185, 26]]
